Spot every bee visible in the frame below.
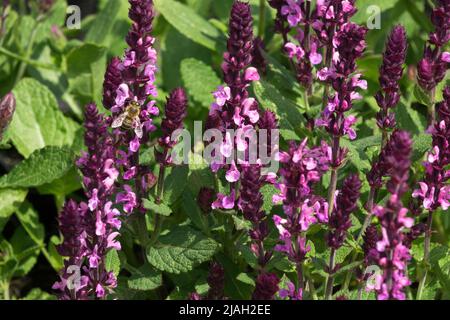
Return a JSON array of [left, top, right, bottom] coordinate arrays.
[[111, 100, 143, 138]]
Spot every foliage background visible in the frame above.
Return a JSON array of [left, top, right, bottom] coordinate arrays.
[[0, 0, 448, 300]]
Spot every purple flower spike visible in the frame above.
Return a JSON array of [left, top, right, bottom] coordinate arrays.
[[158, 88, 188, 151], [327, 174, 362, 250], [417, 0, 449, 92], [54, 104, 121, 300], [206, 262, 226, 300], [376, 25, 408, 131], [252, 272, 280, 300], [368, 130, 413, 300], [413, 87, 450, 212]]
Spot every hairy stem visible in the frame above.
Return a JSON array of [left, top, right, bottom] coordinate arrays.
[[417, 211, 433, 300]]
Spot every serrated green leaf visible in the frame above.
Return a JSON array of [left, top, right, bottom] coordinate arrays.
[[8, 79, 80, 157], [128, 264, 162, 291], [143, 198, 172, 217], [181, 58, 221, 107], [147, 226, 219, 274], [154, 0, 223, 51], [0, 146, 75, 188]]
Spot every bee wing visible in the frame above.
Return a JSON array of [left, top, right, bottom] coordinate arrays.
[[111, 113, 127, 128], [133, 118, 144, 139]]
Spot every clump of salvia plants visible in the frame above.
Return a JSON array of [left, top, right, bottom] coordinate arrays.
[[0, 0, 449, 301]]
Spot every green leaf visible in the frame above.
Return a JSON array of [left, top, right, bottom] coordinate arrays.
[[253, 80, 304, 141], [22, 288, 55, 300], [10, 226, 40, 277], [0, 188, 27, 233], [36, 167, 82, 197], [261, 184, 279, 213], [154, 0, 223, 51], [143, 198, 173, 217], [412, 134, 432, 162], [0, 146, 75, 188], [46, 236, 64, 272], [413, 84, 433, 107], [180, 58, 221, 107], [8, 78, 80, 157], [396, 100, 426, 135], [147, 226, 219, 274], [163, 165, 189, 205], [66, 44, 106, 78], [85, 0, 121, 44], [15, 202, 45, 246], [181, 190, 208, 233], [236, 273, 255, 287], [231, 215, 252, 231], [105, 250, 121, 277], [341, 139, 371, 171], [66, 43, 107, 106], [128, 264, 162, 291]]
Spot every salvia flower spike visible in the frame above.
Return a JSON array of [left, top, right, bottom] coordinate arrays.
[[102, 0, 159, 215], [53, 104, 121, 300], [368, 130, 414, 300], [375, 25, 408, 134], [208, 0, 263, 210]]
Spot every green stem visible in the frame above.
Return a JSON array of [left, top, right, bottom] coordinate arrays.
[[327, 167, 338, 215], [149, 164, 166, 246], [303, 89, 310, 113], [417, 211, 433, 300], [0, 47, 60, 72], [324, 248, 336, 300], [327, 135, 341, 216], [14, 17, 41, 85], [305, 275, 318, 300], [341, 187, 376, 291], [258, 0, 266, 38]]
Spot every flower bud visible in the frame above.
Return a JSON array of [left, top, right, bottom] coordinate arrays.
[[0, 92, 16, 141]]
